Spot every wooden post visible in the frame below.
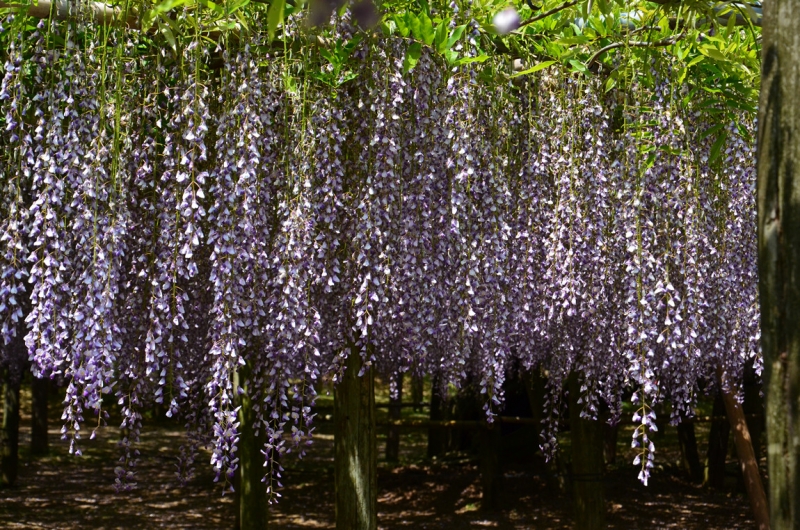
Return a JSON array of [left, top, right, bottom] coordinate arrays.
[[718, 368, 769, 530], [0, 0, 139, 27], [1, 368, 21, 488], [234, 363, 268, 530], [677, 420, 703, 483], [334, 350, 377, 530], [31, 376, 49, 457], [385, 373, 402, 463], [427, 375, 446, 458], [479, 421, 502, 511], [568, 374, 605, 530], [704, 390, 730, 489], [603, 422, 618, 466], [411, 374, 424, 412]]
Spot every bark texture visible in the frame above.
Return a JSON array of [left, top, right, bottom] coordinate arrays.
[[757, 1, 800, 527], [334, 350, 377, 530]]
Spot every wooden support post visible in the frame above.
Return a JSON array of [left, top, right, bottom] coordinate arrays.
[[1, 368, 21, 488], [705, 390, 730, 489], [568, 374, 605, 530], [718, 368, 769, 530], [234, 363, 268, 530], [385, 373, 402, 463], [0, 0, 139, 27], [427, 375, 446, 458], [334, 350, 377, 530], [30, 376, 49, 457], [677, 420, 703, 483], [411, 374, 424, 412], [479, 422, 502, 511]]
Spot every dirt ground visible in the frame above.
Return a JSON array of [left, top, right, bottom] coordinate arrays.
[[0, 388, 758, 529]]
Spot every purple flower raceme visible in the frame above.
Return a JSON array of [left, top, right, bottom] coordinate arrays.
[[2, 16, 762, 491]]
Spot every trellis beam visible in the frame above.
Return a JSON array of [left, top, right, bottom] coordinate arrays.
[[0, 0, 138, 28]]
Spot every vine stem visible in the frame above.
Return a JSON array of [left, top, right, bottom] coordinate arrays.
[[587, 32, 686, 68]]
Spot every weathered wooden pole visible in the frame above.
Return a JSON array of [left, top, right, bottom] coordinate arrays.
[[334, 349, 377, 530], [478, 421, 502, 511], [385, 373, 402, 463], [233, 363, 268, 530], [427, 374, 446, 458], [676, 420, 703, 483], [567, 374, 605, 530], [757, 1, 800, 527], [704, 390, 730, 489], [30, 376, 49, 457], [0, 0, 138, 27], [0, 368, 21, 488]]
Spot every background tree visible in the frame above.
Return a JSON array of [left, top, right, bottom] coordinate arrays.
[[757, 0, 800, 528]]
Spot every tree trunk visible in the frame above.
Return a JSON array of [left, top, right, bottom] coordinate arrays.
[[677, 420, 703, 484], [568, 374, 605, 530], [1, 368, 21, 487], [427, 374, 446, 459], [757, 2, 800, 527], [233, 363, 268, 530], [334, 350, 377, 530], [718, 368, 769, 530], [31, 376, 49, 457], [385, 373, 402, 463], [704, 390, 730, 490], [479, 422, 502, 512]]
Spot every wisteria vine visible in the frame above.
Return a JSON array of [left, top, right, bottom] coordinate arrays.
[[0, 8, 759, 493]]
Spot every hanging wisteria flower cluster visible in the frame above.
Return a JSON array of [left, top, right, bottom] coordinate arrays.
[[0, 7, 759, 491]]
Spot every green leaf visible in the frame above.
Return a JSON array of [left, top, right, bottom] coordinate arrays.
[[699, 46, 727, 63], [454, 55, 489, 66], [394, 14, 409, 37], [341, 34, 363, 57], [407, 12, 421, 41], [446, 25, 467, 49], [699, 122, 725, 141], [555, 35, 590, 46], [685, 54, 705, 68], [434, 20, 448, 54], [141, 0, 189, 33], [381, 19, 397, 36], [156, 16, 177, 52], [709, 130, 728, 164], [403, 42, 423, 73], [568, 59, 589, 75], [268, 0, 285, 43], [510, 60, 556, 78], [418, 12, 435, 45]]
